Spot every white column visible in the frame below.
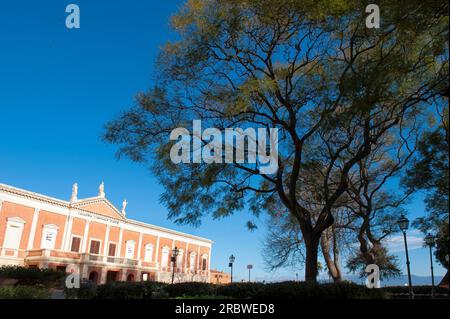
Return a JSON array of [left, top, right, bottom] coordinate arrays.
[[137, 232, 143, 260], [81, 220, 91, 253], [64, 216, 74, 251], [100, 267, 108, 284], [60, 213, 71, 251], [197, 246, 200, 271], [27, 208, 40, 250], [103, 224, 111, 256], [121, 269, 127, 281], [117, 228, 123, 257], [155, 236, 160, 263], [207, 247, 211, 272], [184, 243, 189, 270]]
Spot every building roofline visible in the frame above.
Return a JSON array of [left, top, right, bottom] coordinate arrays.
[[0, 182, 212, 244]]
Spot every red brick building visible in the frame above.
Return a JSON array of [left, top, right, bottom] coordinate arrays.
[[0, 182, 212, 284]]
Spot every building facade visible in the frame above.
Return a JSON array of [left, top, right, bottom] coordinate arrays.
[[210, 269, 231, 285], [0, 183, 212, 284]]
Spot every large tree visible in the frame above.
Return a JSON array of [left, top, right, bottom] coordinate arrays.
[[104, 0, 448, 282]]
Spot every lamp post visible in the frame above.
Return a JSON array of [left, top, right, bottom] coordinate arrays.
[[171, 246, 179, 284], [247, 264, 253, 282], [229, 254, 235, 283], [424, 233, 436, 298], [397, 214, 414, 299]]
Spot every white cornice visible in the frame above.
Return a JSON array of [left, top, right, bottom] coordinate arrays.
[[0, 182, 212, 246]]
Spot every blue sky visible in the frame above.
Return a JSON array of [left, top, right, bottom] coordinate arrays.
[[0, 0, 446, 282]]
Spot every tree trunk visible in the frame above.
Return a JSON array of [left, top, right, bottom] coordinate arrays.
[[304, 234, 321, 283], [320, 228, 342, 282], [332, 226, 343, 280]]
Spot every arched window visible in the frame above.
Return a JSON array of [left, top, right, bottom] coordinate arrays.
[[127, 273, 134, 282], [125, 240, 135, 259], [160, 247, 170, 268], [144, 244, 153, 262], [40, 224, 59, 250], [3, 217, 26, 251]]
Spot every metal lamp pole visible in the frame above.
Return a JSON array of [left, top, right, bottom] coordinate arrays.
[[424, 233, 436, 298], [229, 254, 235, 283], [171, 246, 179, 284], [397, 215, 414, 299]]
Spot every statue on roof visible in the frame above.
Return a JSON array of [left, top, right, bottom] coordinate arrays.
[[70, 183, 78, 203], [98, 181, 105, 198], [122, 199, 128, 216]]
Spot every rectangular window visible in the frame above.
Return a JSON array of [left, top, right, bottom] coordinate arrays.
[[108, 243, 116, 257], [89, 240, 101, 255], [70, 237, 81, 252]]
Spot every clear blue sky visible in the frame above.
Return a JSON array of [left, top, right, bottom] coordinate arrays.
[[0, 0, 445, 282]]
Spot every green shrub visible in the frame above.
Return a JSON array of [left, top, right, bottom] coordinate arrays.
[[0, 287, 15, 298], [382, 285, 448, 296], [216, 282, 266, 299], [64, 280, 98, 299], [94, 281, 168, 299], [164, 282, 217, 298], [141, 281, 168, 299], [0, 285, 50, 299], [0, 266, 65, 287], [63, 280, 390, 299], [96, 282, 143, 299], [217, 281, 387, 299]]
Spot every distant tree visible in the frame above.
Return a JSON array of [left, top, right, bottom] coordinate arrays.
[[344, 128, 417, 278], [263, 210, 305, 271], [346, 245, 401, 279], [403, 101, 449, 269], [104, 0, 448, 282]]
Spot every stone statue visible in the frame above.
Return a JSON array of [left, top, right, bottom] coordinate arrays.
[[98, 181, 105, 198], [122, 199, 128, 216], [70, 183, 78, 203]]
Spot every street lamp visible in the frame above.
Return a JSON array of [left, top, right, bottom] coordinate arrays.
[[397, 214, 414, 299], [424, 233, 436, 298], [229, 254, 235, 283], [247, 264, 253, 282], [171, 246, 179, 284]]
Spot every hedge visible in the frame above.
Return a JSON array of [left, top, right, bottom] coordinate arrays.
[[0, 265, 65, 287], [65, 281, 168, 299], [216, 281, 387, 299], [0, 285, 50, 299], [164, 282, 217, 298], [69, 281, 388, 299], [381, 285, 448, 295]]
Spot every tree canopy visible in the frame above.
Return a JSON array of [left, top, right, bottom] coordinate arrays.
[[104, 0, 449, 282]]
